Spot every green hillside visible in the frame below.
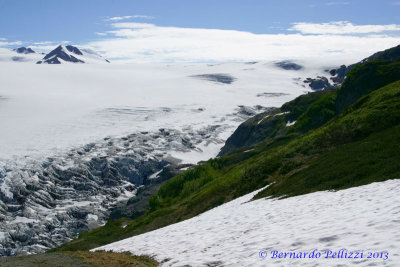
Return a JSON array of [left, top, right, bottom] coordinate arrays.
[[52, 55, 400, 253]]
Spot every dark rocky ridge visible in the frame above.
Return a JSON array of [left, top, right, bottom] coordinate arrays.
[[109, 164, 193, 220], [326, 44, 400, 86], [218, 107, 278, 156], [13, 47, 35, 54], [303, 76, 331, 90], [361, 44, 400, 62], [275, 60, 303, 70], [65, 45, 83, 55], [37, 45, 84, 64]]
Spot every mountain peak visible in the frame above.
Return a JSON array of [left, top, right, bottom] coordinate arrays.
[[65, 45, 83, 55], [36, 45, 109, 64], [13, 47, 36, 54]]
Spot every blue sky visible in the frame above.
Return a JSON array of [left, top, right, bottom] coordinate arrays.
[[1, 0, 399, 44], [1, 0, 400, 63]]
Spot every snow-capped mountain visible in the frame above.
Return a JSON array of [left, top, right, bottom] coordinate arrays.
[[36, 45, 110, 64]]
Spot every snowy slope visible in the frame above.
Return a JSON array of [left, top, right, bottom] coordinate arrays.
[[94, 179, 400, 266]]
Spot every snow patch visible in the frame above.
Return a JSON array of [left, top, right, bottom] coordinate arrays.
[[273, 111, 290, 117], [286, 120, 296, 126], [94, 179, 400, 266], [257, 115, 270, 125], [13, 216, 38, 224], [87, 214, 98, 221], [0, 232, 6, 241], [149, 169, 163, 179]]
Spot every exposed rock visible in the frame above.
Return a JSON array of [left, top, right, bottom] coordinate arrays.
[[329, 65, 350, 85], [327, 45, 400, 87], [37, 45, 84, 64], [275, 60, 303, 70], [65, 45, 83, 55], [218, 107, 278, 156], [303, 76, 331, 90], [11, 56, 26, 62], [13, 47, 35, 54], [109, 164, 192, 220], [190, 74, 236, 84]]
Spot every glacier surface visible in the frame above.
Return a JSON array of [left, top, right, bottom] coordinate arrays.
[[0, 60, 333, 255]]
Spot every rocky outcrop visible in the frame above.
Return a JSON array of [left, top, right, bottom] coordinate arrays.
[[13, 47, 35, 54], [275, 60, 303, 70], [329, 65, 348, 85], [328, 44, 400, 87], [35, 45, 110, 64], [37, 45, 84, 64], [303, 76, 331, 90]]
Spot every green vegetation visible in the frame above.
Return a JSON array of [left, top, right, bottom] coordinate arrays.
[[0, 251, 158, 267], [66, 251, 158, 267], [336, 60, 400, 112], [52, 58, 400, 254], [219, 89, 335, 156], [363, 44, 400, 62], [281, 89, 334, 121], [289, 90, 337, 133]]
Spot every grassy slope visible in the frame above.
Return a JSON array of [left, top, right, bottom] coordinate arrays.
[[219, 89, 335, 156], [335, 60, 400, 112], [53, 77, 400, 252], [0, 251, 158, 267]]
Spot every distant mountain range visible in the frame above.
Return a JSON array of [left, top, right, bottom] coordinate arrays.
[[2, 45, 110, 64], [36, 45, 110, 64]]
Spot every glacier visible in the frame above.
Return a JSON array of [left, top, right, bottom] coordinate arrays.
[[0, 59, 339, 255]]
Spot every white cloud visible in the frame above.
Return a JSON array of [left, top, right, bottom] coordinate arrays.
[[111, 22, 156, 29], [326, 1, 350, 6], [95, 32, 108, 36], [33, 41, 55, 45], [290, 21, 400, 35], [0, 40, 22, 47], [26, 44, 59, 53], [106, 15, 154, 21], [85, 21, 400, 64], [27, 41, 69, 53]]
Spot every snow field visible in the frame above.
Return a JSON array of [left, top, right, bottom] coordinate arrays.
[[95, 180, 400, 266]]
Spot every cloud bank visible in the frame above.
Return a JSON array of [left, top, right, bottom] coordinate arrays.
[[2, 21, 400, 64], [290, 21, 400, 35], [85, 21, 400, 64]]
